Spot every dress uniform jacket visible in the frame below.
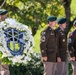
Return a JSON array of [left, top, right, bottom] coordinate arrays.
[[55, 27, 67, 61], [68, 29, 76, 58], [40, 26, 58, 62]]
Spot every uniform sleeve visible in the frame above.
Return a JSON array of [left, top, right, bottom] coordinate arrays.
[[40, 31, 49, 57], [68, 33, 75, 57]]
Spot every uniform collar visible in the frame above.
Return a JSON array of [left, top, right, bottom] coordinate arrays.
[[58, 27, 64, 32], [48, 26, 54, 31]]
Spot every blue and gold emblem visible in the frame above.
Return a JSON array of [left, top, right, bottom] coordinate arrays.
[[0, 18, 34, 65], [4, 28, 25, 56]]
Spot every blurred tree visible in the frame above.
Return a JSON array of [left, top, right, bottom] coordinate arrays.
[[62, 0, 74, 35], [0, 0, 76, 35]]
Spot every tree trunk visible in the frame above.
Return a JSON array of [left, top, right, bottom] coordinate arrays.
[[62, 0, 72, 35]]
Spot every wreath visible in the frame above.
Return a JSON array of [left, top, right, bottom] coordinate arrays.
[[0, 18, 34, 65]]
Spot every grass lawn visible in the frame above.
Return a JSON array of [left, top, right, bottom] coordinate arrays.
[[33, 28, 44, 53]]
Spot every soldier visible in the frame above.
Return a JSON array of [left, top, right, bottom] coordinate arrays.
[[68, 20, 76, 75], [55, 18, 67, 75], [0, 9, 10, 75], [40, 16, 59, 75]]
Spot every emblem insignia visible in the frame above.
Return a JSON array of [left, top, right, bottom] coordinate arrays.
[[0, 18, 34, 65], [4, 28, 24, 56]]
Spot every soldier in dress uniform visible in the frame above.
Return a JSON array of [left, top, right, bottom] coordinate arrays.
[[0, 9, 10, 75], [40, 16, 59, 75], [55, 18, 67, 75], [68, 20, 76, 75]]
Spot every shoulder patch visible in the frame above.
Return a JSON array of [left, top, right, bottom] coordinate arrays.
[[40, 36, 45, 42], [68, 38, 72, 43], [40, 31, 46, 42]]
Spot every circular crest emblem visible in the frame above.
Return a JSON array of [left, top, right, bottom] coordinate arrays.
[[0, 18, 34, 65]]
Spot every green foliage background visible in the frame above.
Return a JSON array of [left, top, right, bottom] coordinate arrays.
[[33, 0, 76, 53], [0, 0, 76, 75]]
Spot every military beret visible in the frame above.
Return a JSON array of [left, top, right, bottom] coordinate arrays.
[[47, 16, 57, 22], [0, 9, 8, 15], [73, 20, 76, 25], [57, 18, 67, 24]]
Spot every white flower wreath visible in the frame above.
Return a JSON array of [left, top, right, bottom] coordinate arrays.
[[0, 18, 34, 65]]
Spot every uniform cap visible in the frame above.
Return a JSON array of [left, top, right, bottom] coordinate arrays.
[[57, 18, 67, 24], [47, 16, 57, 22], [0, 9, 8, 15]]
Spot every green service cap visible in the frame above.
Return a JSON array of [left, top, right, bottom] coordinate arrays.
[[47, 16, 57, 22], [0, 9, 8, 15], [57, 18, 67, 24]]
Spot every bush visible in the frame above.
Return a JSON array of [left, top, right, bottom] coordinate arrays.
[[9, 53, 44, 75], [69, 63, 73, 75]]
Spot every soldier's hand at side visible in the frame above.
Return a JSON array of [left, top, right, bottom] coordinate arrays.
[[42, 57, 47, 61], [72, 57, 75, 61], [70, 57, 75, 61], [57, 57, 61, 62]]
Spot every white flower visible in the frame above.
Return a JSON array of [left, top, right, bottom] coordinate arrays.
[[0, 18, 34, 65], [12, 57, 18, 63], [2, 53, 7, 58]]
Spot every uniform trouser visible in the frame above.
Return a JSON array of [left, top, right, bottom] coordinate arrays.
[[0, 60, 10, 75], [56, 62, 66, 75], [71, 61, 76, 75], [43, 62, 57, 75]]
